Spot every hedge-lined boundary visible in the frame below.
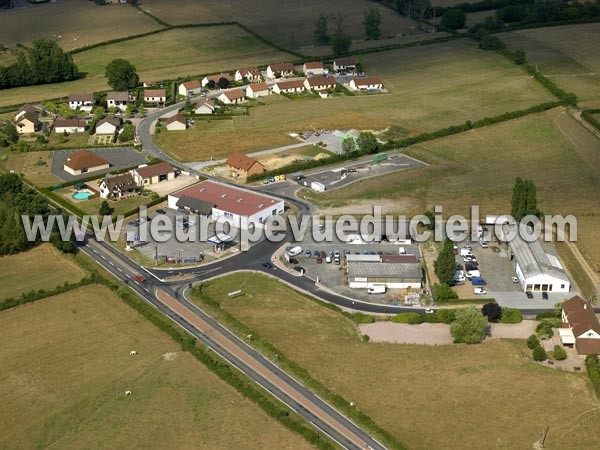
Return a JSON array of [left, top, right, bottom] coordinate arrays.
[[585, 354, 600, 399], [582, 109, 600, 131], [40, 187, 87, 217], [0, 275, 96, 312], [190, 285, 407, 450], [489, 16, 600, 35]]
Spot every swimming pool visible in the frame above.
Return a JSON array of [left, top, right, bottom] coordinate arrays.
[[72, 191, 93, 200]]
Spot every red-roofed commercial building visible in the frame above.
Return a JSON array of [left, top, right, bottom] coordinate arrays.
[[168, 180, 284, 230], [131, 162, 175, 185]]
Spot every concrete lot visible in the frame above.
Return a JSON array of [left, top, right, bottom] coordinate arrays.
[[51, 147, 148, 182], [299, 153, 425, 191], [145, 173, 199, 197]]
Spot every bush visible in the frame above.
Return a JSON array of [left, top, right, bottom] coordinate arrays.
[[500, 308, 522, 324], [450, 306, 488, 344], [479, 34, 506, 50], [553, 345, 567, 361], [527, 334, 540, 350], [441, 8, 467, 30], [535, 311, 560, 320], [391, 313, 423, 325], [533, 345, 547, 361], [432, 283, 458, 302], [536, 319, 561, 339], [585, 354, 600, 398], [352, 313, 375, 324]]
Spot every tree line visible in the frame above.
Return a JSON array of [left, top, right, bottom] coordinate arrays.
[[0, 39, 79, 90]]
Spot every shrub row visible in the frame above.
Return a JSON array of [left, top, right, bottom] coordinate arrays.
[[585, 354, 600, 399], [390, 310, 457, 324], [582, 109, 600, 131], [535, 310, 560, 320]]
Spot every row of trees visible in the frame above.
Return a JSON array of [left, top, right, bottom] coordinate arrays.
[[0, 39, 79, 90], [313, 7, 382, 55]]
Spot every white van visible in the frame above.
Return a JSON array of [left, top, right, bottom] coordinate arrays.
[[367, 286, 387, 295], [466, 270, 481, 279], [474, 287, 487, 295], [287, 246, 303, 257], [460, 248, 473, 257]]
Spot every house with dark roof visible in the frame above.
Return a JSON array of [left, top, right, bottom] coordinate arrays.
[[304, 76, 336, 91], [107, 91, 131, 111], [99, 173, 139, 200], [69, 93, 94, 111], [201, 73, 233, 88], [131, 162, 175, 185], [14, 104, 40, 134], [226, 151, 265, 179], [178, 80, 202, 97], [55, 118, 86, 134], [165, 114, 187, 131], [95, 117, 121, 135], [234, 66, 262, 83], [63, 150, 110, 176], [561, 296, 600, 356], [333, 58, 358, 73]]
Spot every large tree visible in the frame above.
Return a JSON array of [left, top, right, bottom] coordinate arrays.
[[314, 13, 329, 44], [105, 58, 139, 91], [450, 306, 488, 344], [434, 238, 456, 286], [440, 8, 466, 30], [331, 32, 351, 55], [357, 132, 378, 155], [363, 6, 382, 40]]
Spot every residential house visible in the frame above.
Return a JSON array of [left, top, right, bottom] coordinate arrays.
[[561, 296, 600, 356], [95, 117, 121, 135], [143, 89, 166, 106], [348, 76, 383, 91], [107, 91, 130, 111], [266, 62, 294, 80], [271, 79, 305, 94], [68, 93, 94, 111], [194, 98, 215, 115], [333, 58, 358, 73], [178, 80, 202, 97], [63, 150, 110, 176], [218, 89, 246, 105], [246, 82, 270, 99], [234, 66, 262, 83], [302, 61, 325, 76], [201, 73, 233, 88], [304, 76, 336, 91], [14, 104, 40, 134], [131, 162, 175, 186], [226, 151, 265, 179], [99, 173, 139, 200], [165, 114, 187, 131], [55, 118, 86, 134]]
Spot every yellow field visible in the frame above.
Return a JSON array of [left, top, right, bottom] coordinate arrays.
[[0, 284, 312, 450], [0, 244, 87, 301], [193, 273, 600, 450]]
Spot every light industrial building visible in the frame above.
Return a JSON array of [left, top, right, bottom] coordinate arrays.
[[347, 255, 422, 290]]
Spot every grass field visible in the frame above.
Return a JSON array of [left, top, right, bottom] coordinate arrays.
[[193, 272, 600, 450], [139, 0, 417, 48], [0, 244, 87, 301], [0, 0, 161, 53], [0, 26, 292, 108], [0, 283, 313, 450], [502, 23, 600, 104], [157, 39, 553, 161], [0, 150, 59, 187]]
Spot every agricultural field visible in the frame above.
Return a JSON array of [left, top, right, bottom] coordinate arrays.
[[0, 244, 87, 301], [0, 26, 293, 107], [0, 0, 161, 53], [502, 23, 600, 104], [193, 273, 600, 450], [0, 284, 313, 450], [158, 39, 553, 161], [139, 0, 417, 48], [0, 151, 59, 187]]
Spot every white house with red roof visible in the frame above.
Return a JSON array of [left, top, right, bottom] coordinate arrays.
[[178, 80, 202, 97]]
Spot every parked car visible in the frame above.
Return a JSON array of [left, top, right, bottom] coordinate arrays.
[[134, 275, 146, 283], [425, 308, 435, 314], [314, 250, 320, 257], [328, 251, 333, 258], [479, 240, 488, 248], [474, 287, 487, 295], [334, 257, 341, 265], [334, 250, 340, 258], [320, 250, 326, 258], [287, 246, 302, 257], [127, 221, 136, 227], [471, 277, 487, 285], [289, 257, 298, 265], [262, 262, 274, 269], [526, 291, 534, 299], [316, 257, 323, 264], [293, 266, 305, 274], [325, 256, 332, 263], [542, 291, 549, 300], [512, 277, 519, 283], [367, 286, 386, 295], [305, 249, 311, 257]]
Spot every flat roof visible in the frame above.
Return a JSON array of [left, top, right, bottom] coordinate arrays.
[[348, 262, 422, 280], [172, 180, 282, 217]]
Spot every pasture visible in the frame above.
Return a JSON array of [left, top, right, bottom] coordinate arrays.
[[0, 244, 87, 301], [159, 39, 553, 161], [139, 0, 417, 48], [0, 284, 312, 450], [0, 26, 292, 107], [193, 272, 600, 450], [502, 23, 600, 104], [0, 150, 58, 187]]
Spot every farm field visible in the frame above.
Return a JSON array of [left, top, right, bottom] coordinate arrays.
[[139, 0, 417, 48], [158, 39, 554, 161], [0, 0, 161, 53], [0, 245, 87, 301], [0, 26, 293, 108], [0, 284, 313, 450], [192, 272, 600, 450], [502, 23, 600, 103], [0, 151, 59, 187]]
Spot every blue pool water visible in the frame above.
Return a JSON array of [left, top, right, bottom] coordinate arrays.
[[72, 191, 92, 200]]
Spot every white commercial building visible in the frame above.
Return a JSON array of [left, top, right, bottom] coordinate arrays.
[[347, 256, 422, 290]]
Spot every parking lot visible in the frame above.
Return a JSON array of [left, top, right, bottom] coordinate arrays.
[[299, 153, 426, 191], [51, 147, 148, 182]]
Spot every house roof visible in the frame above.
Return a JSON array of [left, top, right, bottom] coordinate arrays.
[[237, 66, 259, 76], [304, 61, 324, 70], [181, 80, 201, 90], [221, 89, 245, 100], [275, 79, 305, 89], [305, 76, 336, 87], [269, 62, 294, 72], [334, 58, 357, 66], [15, 110, 38, 124], [69, 93, 94, 102], [107, 91, 129, 101], [173, 180, 281, 217], [144, 89, 166, 97], [575, 339, 600, 355], [351, 76, 382, 86], [165, 114, 186, 125], [247, 82, 269, 92], [55, 118, 86, 128], [195, 98, 214, 110], [103, 173, 137, 193], [135, 162, 174, 178], [176, 196, 214, 215], [226, 151, 263, 172], [204, 73, 232, 82], [563, 295, 600, 338], [97, 117, 121, 128], [17, 104, 37, 115], [64, 150, 109, 170], [347, 261, 422, 280]]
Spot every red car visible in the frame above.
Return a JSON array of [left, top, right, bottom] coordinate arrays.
[[134, 275, 146, 283], [316, 257, 323, 264]]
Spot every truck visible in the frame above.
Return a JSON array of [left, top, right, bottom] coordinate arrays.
[[373, 153, 388, 163], [310, 181, 326, 192], [367, 285, 386, 295]]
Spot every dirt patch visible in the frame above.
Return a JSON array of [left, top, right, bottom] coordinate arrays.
[[162, 352, 179, 361], [259, 152, 329, 171], [359, 321, 453, 345], [488, 321, 538, 339]]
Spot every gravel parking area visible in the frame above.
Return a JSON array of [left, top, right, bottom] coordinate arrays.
[[359, 322, 453, 345]]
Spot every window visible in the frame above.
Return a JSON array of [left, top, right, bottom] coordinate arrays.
[[561, 284, 565, 289], [224, 212, 233, 219]]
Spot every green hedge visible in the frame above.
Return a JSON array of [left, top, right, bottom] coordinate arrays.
[[500, 307, 522, 324], [391, 312, 423, 324], [585, 354, 600, 399], [582, 109, 600, 131]]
